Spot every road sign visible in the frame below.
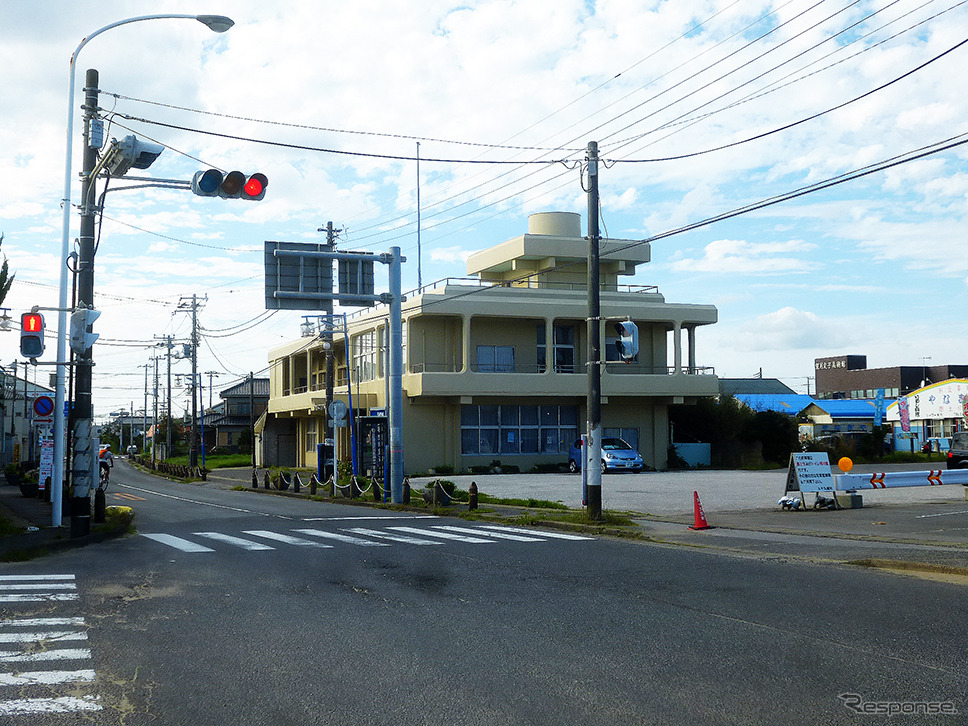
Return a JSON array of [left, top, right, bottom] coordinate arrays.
[[34, 395, 55, 417], [329, 400, 347, 421]]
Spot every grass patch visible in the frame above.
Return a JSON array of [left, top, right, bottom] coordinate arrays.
[[164, 453, 253, 469], [476, 493, 568, 510], [0, 513, 23, 536]]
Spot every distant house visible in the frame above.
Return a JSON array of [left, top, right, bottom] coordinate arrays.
[[719, 378, 796, 396], [211, 378, 269, 452]]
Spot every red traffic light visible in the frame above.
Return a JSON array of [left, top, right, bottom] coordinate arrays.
[[20, 312, 45, 358], [191, 169, 267, 201]]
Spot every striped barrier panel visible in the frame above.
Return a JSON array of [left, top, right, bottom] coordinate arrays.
[[836, 469, 968, 490]]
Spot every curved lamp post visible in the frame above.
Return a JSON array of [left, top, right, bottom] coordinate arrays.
[[52, 14, 233, 527]]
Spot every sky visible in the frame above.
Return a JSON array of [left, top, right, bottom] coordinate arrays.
[[1, 0, 966, 423]]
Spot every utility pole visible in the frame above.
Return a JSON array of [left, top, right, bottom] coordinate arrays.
[[248, 372, 255, 468], [322, 223, 337, 481], [151, 355, 159, 465], [70, 68, 101, 538], [154, 335, 175, 459], [177, 295, 205, 466], [585, 140, 603, 520], [139, 362, 149, 455], [205, 371, 220, 409]]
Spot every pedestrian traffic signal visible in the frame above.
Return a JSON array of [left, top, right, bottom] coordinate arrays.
[[614, 320, 639, 362], [191, 169, 268, 200], [69, 308, 101, 354], [20, 312, 45, 358]]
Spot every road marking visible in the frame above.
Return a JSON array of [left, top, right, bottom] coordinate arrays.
[[0, 631, 87, 644], [0, 695, 101, 715], [193, 532, 275, 551], [389, 526, 495, 544], [0, 594, 78, 603], [0, 618, 85, 627], [111, 492, 145, 501], [0, 648, 92, 663], [243, 531, 334, 548], [0, 669, 96, 686], [475, 525, 595, 540], [432, 525, 544, 542], [292, 529, 390, 547], [344, 527, 443, 545], [141, 534, 215, 553], [0, 575, 75, 582], [915, 509, 968, 519], [119, 483, 292, 519], [302, 515, 438, 521], [0, 583, 76, 591]]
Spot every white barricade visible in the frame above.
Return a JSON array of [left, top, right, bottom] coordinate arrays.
[[836, 469, 968, 490]]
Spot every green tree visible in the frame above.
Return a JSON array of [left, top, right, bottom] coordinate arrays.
[[0, 233, 15, 306]]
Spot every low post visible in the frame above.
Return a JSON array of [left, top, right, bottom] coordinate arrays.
[[468, 481, 478, 510]]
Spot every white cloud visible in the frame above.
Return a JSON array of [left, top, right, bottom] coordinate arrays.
[[670, 238, 819, 274]]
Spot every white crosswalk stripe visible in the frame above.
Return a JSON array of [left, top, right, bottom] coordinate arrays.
[[243, 531, 334, 548], [389, 526, 496, 544], [291, 529, 390, 547], [140, 523, 596, 553], [344, 527, 443, 545], [0, 575, 102, 717], [193, 532, 275, 551]]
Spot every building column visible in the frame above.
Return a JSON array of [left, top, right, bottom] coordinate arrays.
[[687, 325, 697, 374], [673, 323, 682, 374], [461, 315, 471, 373], [545, 317, 554, 373]]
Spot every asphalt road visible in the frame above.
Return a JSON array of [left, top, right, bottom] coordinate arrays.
[[1, 462, 965, 725]]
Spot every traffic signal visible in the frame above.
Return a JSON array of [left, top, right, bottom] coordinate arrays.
[[104, 135, 165, 176], [614, 320, 639, 362], [20, 312, 45, 358], [69, 308, 101, 353], [191, 169, 268, 200]]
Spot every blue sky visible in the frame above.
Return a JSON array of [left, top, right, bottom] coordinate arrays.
[[1, 0, 966, 421]]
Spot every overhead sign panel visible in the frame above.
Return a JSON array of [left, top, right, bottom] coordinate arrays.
[[264, 241, 335, 311]]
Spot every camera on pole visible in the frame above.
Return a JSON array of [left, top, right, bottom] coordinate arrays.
[[192, 169, 268, 200]]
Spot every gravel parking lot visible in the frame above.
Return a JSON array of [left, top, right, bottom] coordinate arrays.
[[411, 462, 966, 516]]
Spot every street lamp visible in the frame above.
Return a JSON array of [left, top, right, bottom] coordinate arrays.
[[52, 14, 234, 529]]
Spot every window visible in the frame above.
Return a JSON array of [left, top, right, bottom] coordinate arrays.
[[537, 325, 546, 373], [553, 325, 576, 373], [353, 330, 379, 382], [477, 345, 515, 372], [306, 418, 317, 450], [461, 404, 577, 455]]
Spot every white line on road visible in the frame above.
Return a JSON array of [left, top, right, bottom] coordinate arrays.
[[0, 648, 92, 663], [0, 594, 79, 603], [118, 483, 293, 519], [389, 526, 496, 544], [0, 583, 76, 591], [193, 532, 275, 551], [915, 509, 968, 519], [292, 529, 390, 547], [344, 527, 443, 545], [301, 515, 438, 521], [140, 534, 214, 553], [0, 695, 101, 715], [0, 631, 87, 644], [432, 525, 544, 542], [0, 618, 86, 627], [243, 531, 334, 548], [475, 525, 595, 540], [0, 669, 96, 687], [0, 575, 75, 582]]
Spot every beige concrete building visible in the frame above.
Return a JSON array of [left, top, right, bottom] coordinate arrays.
[[263, 212, 719, 473]]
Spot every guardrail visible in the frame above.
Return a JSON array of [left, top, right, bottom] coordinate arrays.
[[837, 469, 968, 490]]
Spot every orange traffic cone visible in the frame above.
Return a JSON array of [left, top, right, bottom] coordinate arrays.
[[689, 491, 712, 530]]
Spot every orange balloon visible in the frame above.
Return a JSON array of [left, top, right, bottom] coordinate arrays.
[[838, 456, 854, 473]]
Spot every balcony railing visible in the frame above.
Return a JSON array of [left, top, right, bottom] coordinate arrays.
[[407, 362, 715, 375]]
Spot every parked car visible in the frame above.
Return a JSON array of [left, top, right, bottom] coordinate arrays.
[[946, 432, 968, 469], [568, 437, 643, 474]]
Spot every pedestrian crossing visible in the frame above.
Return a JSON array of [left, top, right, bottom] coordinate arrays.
[[141, 522, 594, 554], [0, 575, 102, 718]]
